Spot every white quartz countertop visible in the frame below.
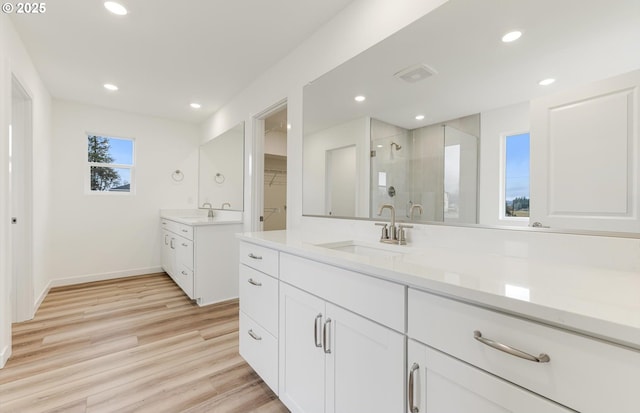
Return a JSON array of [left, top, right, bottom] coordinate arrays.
[[237, 230, 640, 350], [161, 214, 242, 226]]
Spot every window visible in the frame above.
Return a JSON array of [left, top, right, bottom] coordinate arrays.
[[87, 134, 134, 193], [504, 132, 530, 218]]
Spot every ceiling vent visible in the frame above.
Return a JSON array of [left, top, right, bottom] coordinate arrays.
[[394, 64, 437, 83]]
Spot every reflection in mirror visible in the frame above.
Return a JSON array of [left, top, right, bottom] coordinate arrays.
[[302, 0, 640, 234], [198, 122, 244, 211]]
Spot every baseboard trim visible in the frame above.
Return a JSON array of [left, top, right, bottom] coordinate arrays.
[[48, 266, 164, 289], [0, 344, 10, 368], [34, 281, 51, 315]]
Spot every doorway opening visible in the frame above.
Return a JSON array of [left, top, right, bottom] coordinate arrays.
[[253, 102, 287, 231], [10, 75, 34, 323]]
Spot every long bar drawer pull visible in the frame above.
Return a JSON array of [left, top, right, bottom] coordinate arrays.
[[248, 253, 263, 260], [473, 330, 550, 363], [248, 329, 262, 341], [248, 278, 262, 286], [408, 363, 420, 413]]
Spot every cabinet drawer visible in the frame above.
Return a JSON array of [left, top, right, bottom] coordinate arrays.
[[239, 311, 278, 395], [408, 288, 640, 413], [239, 241, 279, 276], [174, 265, 194, 298], [161, 219, 194, 240], [239, 265, 278, 337], [175, 237, 193, 270], [280, 253, 405, 332]]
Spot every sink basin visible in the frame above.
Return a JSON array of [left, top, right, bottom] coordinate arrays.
[[315, 240, 405, 258]]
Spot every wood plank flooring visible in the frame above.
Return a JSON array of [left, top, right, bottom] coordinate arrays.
[[0, 273, 289, 413]]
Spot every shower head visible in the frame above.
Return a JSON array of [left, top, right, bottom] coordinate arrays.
[[391, 142, 402, 151]]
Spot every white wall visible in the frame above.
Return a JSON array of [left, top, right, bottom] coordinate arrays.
[[303, 117, 368, 216], [202, 0, 450, 232], [49, 100, 199, 285], [479, 102, 530, 227], [0, 13, 53, 367]]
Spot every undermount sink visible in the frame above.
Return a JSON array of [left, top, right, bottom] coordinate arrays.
[[315, 240, 406, 258]]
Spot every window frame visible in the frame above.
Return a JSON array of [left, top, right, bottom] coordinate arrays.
[[85, 132, 136, 195], [500, 130, 530, 224]]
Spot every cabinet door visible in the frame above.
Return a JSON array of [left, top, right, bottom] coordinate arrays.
[[161, 230, 175, 277], [407, 340, 573, 413], [325, 302, 405, 413], [279, 283, 326, 413]]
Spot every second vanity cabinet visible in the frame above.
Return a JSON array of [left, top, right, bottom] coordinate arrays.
[[161, 217, 242, 305]]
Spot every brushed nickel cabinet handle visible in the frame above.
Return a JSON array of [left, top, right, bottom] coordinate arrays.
[[181, 271, 188, 276], [473, 330, 550, 363], [164, 234, 169, 245], [248, 329, 262, 341], [170, 238, 175, 249], [181, 229, 188, 233], [248, 278, 262, 286], [408, 363, 420, 413], [248, 253, 263, 260], [314, 314, 323, 348], [323, 318, 332, 354], [181, 243, 188, 247]]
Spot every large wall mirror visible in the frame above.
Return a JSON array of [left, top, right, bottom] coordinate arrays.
[[199, 122, 244, 211], [303, 0, 640, 235]]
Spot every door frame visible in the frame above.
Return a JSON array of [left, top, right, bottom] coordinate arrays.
[[251, 99, 287, 232], [10, 73, 34, 322]]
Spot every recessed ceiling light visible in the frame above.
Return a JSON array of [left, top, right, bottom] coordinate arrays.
[[502, 31, 522, 43], [287, 123, 291, 130], [104, 1, 128, 15], [354, 95, 366, 102], [415, 115, 425, 120], [538, 78, 556, 86], [103, 83, 118, 91], [376, 144, 383, 148], [190, 103, 201, 109]]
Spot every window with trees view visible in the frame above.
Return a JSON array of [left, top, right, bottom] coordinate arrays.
[[87, 134, 134, 193], [504, 132, 530, 219]]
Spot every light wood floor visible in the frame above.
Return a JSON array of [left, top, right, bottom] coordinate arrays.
[[0, 273, 289, 413]]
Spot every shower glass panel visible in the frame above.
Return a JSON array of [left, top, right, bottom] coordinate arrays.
[[369, 116, 479, 223]]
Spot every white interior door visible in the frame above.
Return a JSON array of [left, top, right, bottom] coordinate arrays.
[[325, 145, 356, 216], [10, 76, 33, 323], [530, 69, 640, 232]]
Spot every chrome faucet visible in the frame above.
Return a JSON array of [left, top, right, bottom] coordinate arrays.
[[376, 204, 412, 245], [202, 202, 214, 218], [377, 204, 397, 244], [409, 203, 424, 221], [221, 202, 231, 209]]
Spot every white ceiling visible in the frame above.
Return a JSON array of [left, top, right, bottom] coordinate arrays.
[[9, 0, 354, 123], [304, 0, 640, 134]]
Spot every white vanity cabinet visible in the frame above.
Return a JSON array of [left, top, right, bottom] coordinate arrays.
[[160, 218, 241, 305], [407, 340, 572, 413], [407, 288, 640, 413], [278, 253, 405, 413], [238, 241, 280, 394], [161, 221, 194, 298]]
